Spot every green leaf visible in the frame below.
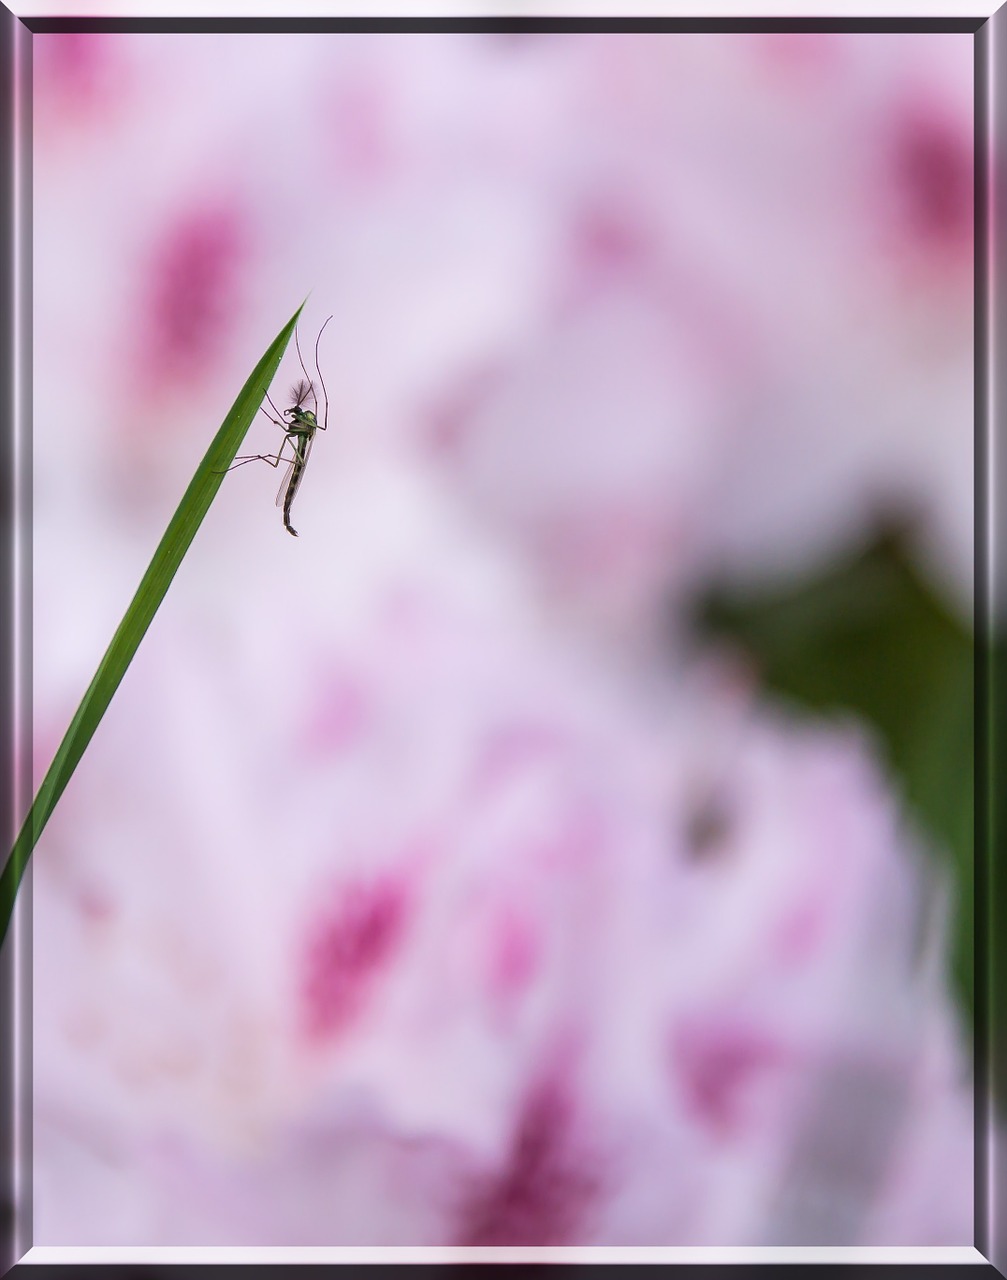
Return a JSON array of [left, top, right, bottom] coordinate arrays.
[[1, 303, 305, 942], [696, 529, 974, 1014]]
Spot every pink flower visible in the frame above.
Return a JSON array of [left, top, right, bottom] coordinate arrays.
[[33, 33, 972, 637], [30, 467, 971, 1245], [419, 33, 974, 627], [29, 31, 976, 1251]]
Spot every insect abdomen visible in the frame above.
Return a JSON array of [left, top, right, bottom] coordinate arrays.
[[283, 459, 306, 536]]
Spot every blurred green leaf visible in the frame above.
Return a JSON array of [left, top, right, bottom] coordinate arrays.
[[696, 529, 974, 1015]]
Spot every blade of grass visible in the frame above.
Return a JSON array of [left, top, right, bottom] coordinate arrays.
[[1, 302, 305, 942]]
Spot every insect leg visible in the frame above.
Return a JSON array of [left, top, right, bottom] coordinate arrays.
[[258, 404, 286, 428], [214, 449, 290, 476], [262, 390, 286, 422]]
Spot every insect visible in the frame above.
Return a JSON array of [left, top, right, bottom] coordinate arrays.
[[221, 316, 333, 537]]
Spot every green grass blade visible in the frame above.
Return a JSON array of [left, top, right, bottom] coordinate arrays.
[[1, 302, 305, 942]]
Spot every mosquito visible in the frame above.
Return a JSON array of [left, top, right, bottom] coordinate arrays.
[[221, 316, 333, 537]]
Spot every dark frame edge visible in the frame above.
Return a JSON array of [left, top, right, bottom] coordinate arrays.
[[0, 13, 998, 1280], [976, 6, 1007, 1279], [0, 2, 32, 1276], [16, 15, 988, 35]]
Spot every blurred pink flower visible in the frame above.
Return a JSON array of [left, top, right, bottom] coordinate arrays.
[[33, 32, 972, 635], [417, 33, 974, 627], [30, 466, 971, 1246], [27, 31, 976, 1252]]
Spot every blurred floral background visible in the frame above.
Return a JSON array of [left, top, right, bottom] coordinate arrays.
[[28, 31, 975, 1247]]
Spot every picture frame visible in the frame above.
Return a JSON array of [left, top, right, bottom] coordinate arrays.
[[2, 3, 1002, 1275]]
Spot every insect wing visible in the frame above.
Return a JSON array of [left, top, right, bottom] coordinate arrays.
[[274, 433, 300, 508], [275, 430, 314, 508], [275, 458, 296, 508]]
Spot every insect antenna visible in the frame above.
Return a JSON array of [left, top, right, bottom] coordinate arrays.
[[289, 378, 313, 409], [314, 315, 333, 431], [294, 324, 318, 415]]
